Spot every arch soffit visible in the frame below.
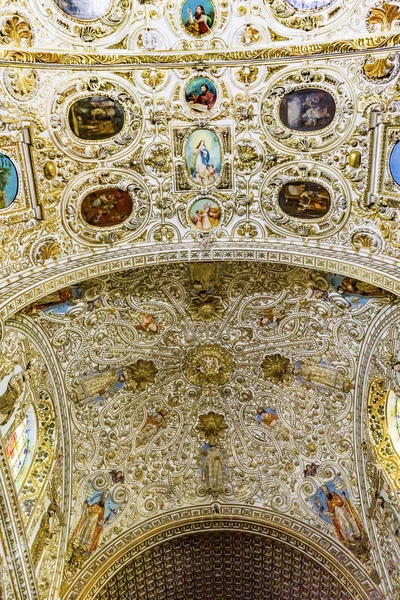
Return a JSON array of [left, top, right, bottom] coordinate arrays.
[[64, 506, 379, 600], [1, 241, 400, 335]]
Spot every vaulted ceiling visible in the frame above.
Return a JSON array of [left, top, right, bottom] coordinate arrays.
[[1, 1, 400, 599]]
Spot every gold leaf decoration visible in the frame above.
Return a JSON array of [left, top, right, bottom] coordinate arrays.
[[196, 411, 228, 445], [126, 359, 158, 391], [369, 3, 400, 31], [363, 55, 395, 78], [261, 353, 291, 384], [0, 16, 33, 47], [7, 67, 36, 96]]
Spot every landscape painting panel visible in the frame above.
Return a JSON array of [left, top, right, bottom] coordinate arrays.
[[278, 181, 330, 219], [280, 89, 335, 131], [68, 96, 124, 141]]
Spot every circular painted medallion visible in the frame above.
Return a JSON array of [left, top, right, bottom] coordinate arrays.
[[81, 188, 133, 227], [280, 89, 336, 132], [189, 197, 222, 232], [181, 0, 216, 36], [68, 96, 124, 141], [185, 77, 217, 114], [278, 182, 331, 219], [183, 344, 235, 388], [0, 153, 18, 210], [53, 0, 111, 20]]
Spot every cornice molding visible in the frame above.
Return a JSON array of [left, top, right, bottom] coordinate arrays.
[[1, 33, 400, 69]]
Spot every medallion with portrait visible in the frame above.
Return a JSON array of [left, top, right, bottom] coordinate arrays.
[[280, 89, 336, 132], [0, 153, 18, 210], [185, 129, 221, 187], [53, 0, 111, 20], [185, 77, 217, 114], [189, 198, 222, 232], [181, 0, 215, 36], [81, 188, 133, 227], [68, 97, 124, 141], [278, 182, 331, 219]]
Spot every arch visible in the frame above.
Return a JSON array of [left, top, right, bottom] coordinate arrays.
[[1, 241, 400, 341], [62, 506, 379, 600]]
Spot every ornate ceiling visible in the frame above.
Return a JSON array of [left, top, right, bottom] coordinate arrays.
[[1, 0, 400, 599]]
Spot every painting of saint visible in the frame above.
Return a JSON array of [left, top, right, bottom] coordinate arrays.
[[310, 477, 366, 552], [53, 0, 111, 20], [256, 406, 279, 428], [69, 481, 123, 559], [68, 97, 124, 141], [200, 443, 225, 494], [0, 153, 18, 210], [81, 188, 133, 227], [278, 182, 331, 219], [189, 198, 222, 232], [280, 89, 335, 131], [181, 1, 215, 36], [185, 77, 217, 113], [185, 129, 221, 186]]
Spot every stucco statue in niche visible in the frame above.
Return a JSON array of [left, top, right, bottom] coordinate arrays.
[[201, 443, 225, 494], [0, 355, 30, 425]]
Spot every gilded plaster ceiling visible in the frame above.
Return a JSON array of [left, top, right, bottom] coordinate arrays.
[[1, 0, 400, 599]]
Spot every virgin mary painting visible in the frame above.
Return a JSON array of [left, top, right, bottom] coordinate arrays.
[[185, 129, 221, 187]]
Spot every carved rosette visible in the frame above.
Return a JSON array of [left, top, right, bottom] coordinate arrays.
[[30, 0, 133, 45], [48, 74, 143, 162], [260, 162, 350, 238], [261, 66, 355, 154], [61, 169, 151, 246]]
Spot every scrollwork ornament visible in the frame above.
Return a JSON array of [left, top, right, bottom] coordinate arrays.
[[267, 0, 352, 35], [260, 65, 356, 154], [48, 74, 143, 162], [351, 228, 383, 254], [61, 168, 151, 247], [260, 161, 351, 239]]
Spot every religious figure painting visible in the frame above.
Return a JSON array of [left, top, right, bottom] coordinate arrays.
[[68, 97, 124, 141], [200, 443, 226, 494], [69, 479, 124, 559], [81, 188, 133, 227], [189, 198, 222, 232], [327, 275, 385, 308], [0, 153, 18, 210], [390, 141, 400, 186], [310, 476, 367, 554], [181, 1, 215, 36], [53, 0, 111, 20], [278, 182, 331, 219], [185, 77, 217, 114], [280, 89, 335, 132], [256, 406, 279, 428], [185, 129, 221, 186]]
